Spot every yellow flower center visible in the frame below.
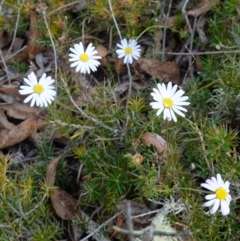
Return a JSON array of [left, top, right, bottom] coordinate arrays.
[[125, 47, 132, 55], [80, 53, 90, 62], [163, 98, 173, 108], [33, 84, 44, 94], [216, 187, 228, 200]]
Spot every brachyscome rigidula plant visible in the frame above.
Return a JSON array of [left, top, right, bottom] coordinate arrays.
[[150, 82, 190, 122], [19, 72, 56, 107], [69, 42, 101, 74], [116, 38, 141, 64], [201, 173, 231, 216]]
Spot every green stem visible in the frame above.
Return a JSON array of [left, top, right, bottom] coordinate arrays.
[[136, 25, 166, 41]]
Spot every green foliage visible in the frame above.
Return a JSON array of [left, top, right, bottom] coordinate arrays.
[[207, 0, 239, 46], [0, 154, 62, 240], [2, 0, 240, 240]]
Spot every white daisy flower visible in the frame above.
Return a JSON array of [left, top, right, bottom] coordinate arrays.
[[201, 173, 232, 216], [150, 82, 190, 122], [116, 38, 141, 64], [19, 72, 56, 107], [69, 42, 101, 74]]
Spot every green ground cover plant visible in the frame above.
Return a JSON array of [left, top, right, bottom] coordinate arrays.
[[0, 0, 240, 240]]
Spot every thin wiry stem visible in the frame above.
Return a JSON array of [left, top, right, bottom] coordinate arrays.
[[61, 77, 119, 134], [6, 0, 25, 57], [49, 120, 95, 130], [126, 201, 135, 241], [186, 119, 215, 175], [107, 0, 133, 134], [0, 46, 27, 63], [154, 49, 240, 55], [47, 0, 79, 16], [0, 0, 5, 13], [80, 211, 122, 241], [42, 7, 58, 82], [25, 194, 48, 216], [182, 0, 192, 36], [107, 0, 122, 40], [0, 49, 10, 84], [161, 0, 172, 61]]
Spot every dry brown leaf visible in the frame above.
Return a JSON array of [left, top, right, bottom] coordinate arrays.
[[110, 215, 124, 239], [141, 132, 168, 153], [46, 156, 81, 220], [187, 0, 219, 17], [0, 109, 16, 130], [16, 12, 43, 61], [0, 113, 45, 149], [96, 44, 110, 67], [51, 188, 81, 220], [0, 31, 12, 49], [0, 87, 20, 103], [46, 155, 62, 185], [46, 156, 110, 241], [0, 102, 39, 119], [196, 15, 208, 45], [137, 58, 180, 84], [160, 16, 176, 28], [96, 44, 110, 58], [153, 28, 163, 53]]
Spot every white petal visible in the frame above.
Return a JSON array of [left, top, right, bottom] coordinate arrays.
[[205, 194, 217, 200], [156, 107, 164, 116], [24, 93, 35, 104], [19, 88, 34, 95], [28, 72, 38, 85], [166, 81, 173, 94], [216, 174, 224, 187], [172, 89, 185, 99], [223, 181, 230, 190], [210, 176, 218, 189], [150, 102, 163, 109], [169, 108, 177, 122], [75, 42, 84, 53], [201, 183, 216, 192], [169, 83, 178, 97], [171, 107, 186, 117], [163, 108, 171, 121], [173, 95, 189, 102], [30, 94, 37, 107], [203, 199, 216, 207], [209, 199, 220, 214], [220, 200, 230, 215]]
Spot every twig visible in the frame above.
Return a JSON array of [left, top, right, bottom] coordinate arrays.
[[107, 0, 133, 134], [126, 201, 134, 241], [6, 0, 25, 57], [25, 194, 48, 216], [0, 0, 5, 13], [61, 77, 119, 134], [186, 119, 214, 175], [161, 0, 172, 61], [107, 0, 122, 40], [132, 208, 163, 219], [154, 49, 240, 55], [0, 49, 10, 84], [124, 63, 133, 133], [0, 46, 27, 63], [187, 16, 197, 79], [47, 0, 80, 16], [182, 0, 192, 36], [80, 211, 122, 241], [42, 8, 58, 82], [113, 225, 150, 236], [113, 226, 189, 237], [49, 120, 95, 130]]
